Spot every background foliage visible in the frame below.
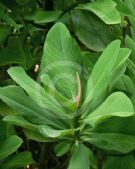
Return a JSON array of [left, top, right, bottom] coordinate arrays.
[[1, 0, 135, 169]]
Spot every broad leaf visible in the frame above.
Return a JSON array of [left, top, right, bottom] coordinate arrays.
[[82, 116, 135, 153], [40, 22, 82, 99], [103, 154, 135, 169], [84, 92, 134, 127], [82, 133, 135, 154], [71, 10, 121, 51], [77, 0, 121, 24]]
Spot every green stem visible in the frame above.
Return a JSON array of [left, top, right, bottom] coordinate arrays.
[[38, 143, 46, 169]]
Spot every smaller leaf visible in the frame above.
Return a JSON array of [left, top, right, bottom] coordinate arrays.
[[1, 151, 34, 169], [55, 141, 71, 157], [34, 11, 62, 24], [0, 135, 23, 160], [39, 126, 75, 138], [68, 143, 90, 169]]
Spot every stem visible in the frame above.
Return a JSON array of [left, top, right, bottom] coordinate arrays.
[[38, 143, 46, 169]]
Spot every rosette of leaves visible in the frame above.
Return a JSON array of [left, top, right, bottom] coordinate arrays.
[[0, 23, 135, 169], [0, 118, 34, 169]]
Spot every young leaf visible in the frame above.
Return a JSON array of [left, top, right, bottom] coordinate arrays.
[[55, 141, 71, 157], [40, 22, 82, 99]]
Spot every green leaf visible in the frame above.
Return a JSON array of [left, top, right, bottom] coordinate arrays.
[[0, 151, 34, 169], [82, 40, 121, 115], [113, 48, 131, 71], [0, 101, 15, 116], [39, 126, 75, 138], [124, 0, 135, 16], [3, 115, 38, 130], [125, 35, 135, 63], [71, 10, 122, 51], [0, 135, 23, 160], [40, 74, 78, 112], [77, 0, 121, 24], [113, 74, 135, 94], [0, 11, 18, 29], [84, 92, 134, 127], [103, 154, 135, 169], [0, 25, 11, 44], [0, 119, 7, 144], [114, 0, 133, 16], [127, 59, 135, 84], [23, 129, 54, 142], [83, 133, 135, 153], [34, 11, 62, 24], [0, 39, 33, 69], [55, 141, 71, 157], [0, 86, 68, 129], [109, 48, 131, 89], [68, 143, 90, 169], [7, 67, 68, 118], [40, 22, 82, 99], [91, 116, 135, 136], [89, 148, 98, 169], [82, 116, 135, 153]]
